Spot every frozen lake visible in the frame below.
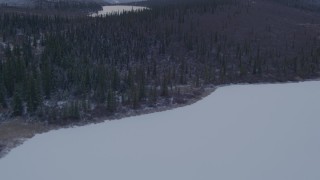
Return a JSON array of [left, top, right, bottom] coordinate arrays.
[[0, 81, 319, 180], [90, 5, 148, 17]]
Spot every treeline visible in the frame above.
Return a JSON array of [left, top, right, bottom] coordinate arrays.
[[34, 0, 103, 11], [0, 0, 319, 124]]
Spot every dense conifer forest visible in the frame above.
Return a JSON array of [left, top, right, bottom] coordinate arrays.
[[0, 0, 320, 125]]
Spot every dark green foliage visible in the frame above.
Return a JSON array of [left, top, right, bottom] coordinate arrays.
[[0, 76, 7, 108], [26, 73, 41, 113], [41, 60, 53, 99], [69, 101, 80, 120], [13, 89, 23, 116], [0, 88, 6, 108], [62, 101, 80, 121], [131, 85, 140, 109], [161, 75, 169, 97], [107, 90, 116, 112], [150, 86, 158, 105]]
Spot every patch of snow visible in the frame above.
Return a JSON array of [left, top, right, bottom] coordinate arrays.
[[57, 101, 67, 109], [0, 81, 320, 180], [0, 42, 7, 48]]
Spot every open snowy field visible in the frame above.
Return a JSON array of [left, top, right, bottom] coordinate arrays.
[[0, 81, 319, 180]]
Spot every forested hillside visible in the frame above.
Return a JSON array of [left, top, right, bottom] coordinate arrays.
[[270, 0, 320, 11], [0, 0, 320, 125]]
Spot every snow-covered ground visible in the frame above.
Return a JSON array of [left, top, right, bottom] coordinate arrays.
[[90, 5, 148, 17], [0, 81, 320, 180]]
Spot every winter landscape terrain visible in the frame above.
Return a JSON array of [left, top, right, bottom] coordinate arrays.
[[0, 81, 319, 180], [1, 0, 320, 179]]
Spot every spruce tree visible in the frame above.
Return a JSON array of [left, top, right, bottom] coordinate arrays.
[[13, 90, 23, 116], [107, 90, 116, 112], [161, 76, 169, 97], [0, 88, 6, 108], [26, 75, 37, 113]]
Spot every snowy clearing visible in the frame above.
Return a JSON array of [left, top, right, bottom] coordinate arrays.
[[90, 5, 148, 17], [0, 81, 320, 180]]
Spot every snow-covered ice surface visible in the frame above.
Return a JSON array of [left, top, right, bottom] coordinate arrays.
[[0, 81, 320, 180], [90, 5, 148, 17]]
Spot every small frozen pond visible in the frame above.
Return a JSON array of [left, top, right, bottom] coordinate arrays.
[[90, 5, 148, 17]]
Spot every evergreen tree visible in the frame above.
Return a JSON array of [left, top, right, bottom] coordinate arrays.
[[26, 74, 40, 113], [71, 101, 80, 120], [13, 90, 23, 116], [0, 77, 7, 108], [161, 76, 169, 97], [107, 90, 116, 112], [0, 88, 6, 108]]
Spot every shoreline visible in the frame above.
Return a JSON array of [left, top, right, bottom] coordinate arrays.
[[1, 78, 319, 159], [0, 85, 216, 159]]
